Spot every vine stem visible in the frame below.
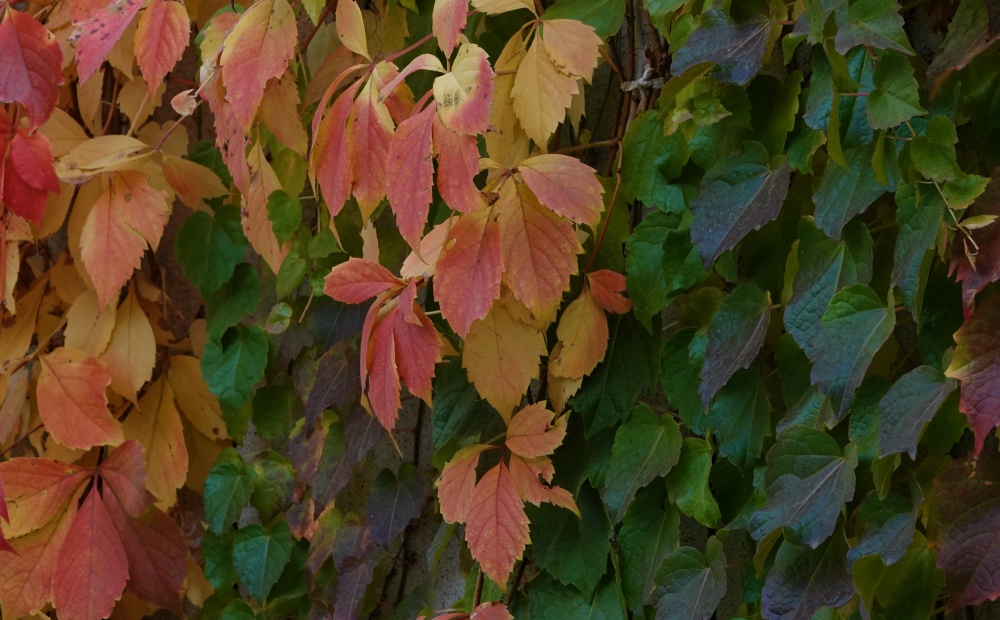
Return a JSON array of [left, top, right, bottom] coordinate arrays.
[[503, 560, 527, 605], [381, 31, 436, 64], [553, 139, 618, 156], [472, 570, 484, 607]]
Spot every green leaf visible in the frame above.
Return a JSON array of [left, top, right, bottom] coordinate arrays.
[[652, 536, 727, 620], [276, 251, 307, 298], [525, 573, 625, 620], [248, 451, 295, 521], [670, 8, 771, 86], [665, 438, 721, 527], [232, 521, 293, 602], [529, 483, 611, 598], [813, 144, 890, 240], [707, 368, 772, 470], [809, 285, 895, 416], [203, 448, 254, 534], [878, 365, 956, 459], [266, 190, 302, 245], [571, 313, 661, 437], [175, 205, 247, 295], [892, 184, 944, 320], [621, 111, 691, 210], [749, 427, 857, 547], [845, 490, 917, 566], [202, 325, 269, 410], [619, 485, 679, 612], [873, 534, 944, 618], [689, 141, 791, 267], [602, 405, 682, 523], [542, 0, 625, 39], [431, 357, 493, 448], [847, 376, 890, 464], [942, 173, 990, 210], [661, 329, 708, 434], [911, 116, 963, 181], [748, 71, 803, 156], [700, 283, 771, 406], [206, 263, 261, 339], [867, 50, 925, 129], [625, 209, 707, 330], [761, 533, 854, 620], [834, 0, 914, 55], [202, 530, 238, 590], [925, 0, 995, 92], [218, 600, 258, 620]]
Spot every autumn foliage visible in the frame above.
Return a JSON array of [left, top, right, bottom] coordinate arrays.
[[3, 0, 1000, 618]]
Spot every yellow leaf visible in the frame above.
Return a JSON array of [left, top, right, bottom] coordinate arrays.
[[259, 73, 309, 155], [100, 287, 156, 403], [123, 378, 188, 510], [463, 299, 546, 420], [335, 0, 369, 58], [54, 136, 151, 184], [547, 359, 582, 414], [0, 278, 46, 369], [39, 107, 89, 158], [183, 421, 227, 493], [64, 289, 117, 357], [471, 0, 535, 16], [162, 154, 228, 212], [486, 31, 530, 167], [167, 355, 229, 441], [549, 286, 608, 379], [540, 19, 602, 81], [245, 144, 291, 273], [511, 36, 578, 149]]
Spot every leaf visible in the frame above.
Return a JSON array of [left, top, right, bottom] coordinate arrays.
[[437, 444, 489, 524], [541, 0, 625, 39], [335, 0, 369, 58], [80, 170, 170, 310], [52, 492, 128, 620], [845, 490, 917, 566], [0, 506, 73, 618], [432, 358, 492, 447], [871, 534, 944, 618], [670, 8, 771, 86], [749, 427, 857, 548], [707, 368, 772, 470], [0, 457, 89, 538], [434, 117, 487, 213], [809, 285, 895, 416], [926, 448, 1000, 609], [167, 355, 228, 441], [368, 463, 426, 546], [529, 483, 610, 597], [312, 81, 361, 218], [866, 50, 925, 130], [349, 73, 395, 219], [201, 325, 269, 410], [266, 190, 302, 245], [434, 43, 493, 135], [203, 448, 253, 534], [665, 438, 721, 528], [834, 0, 914, 55], [324, 257, 402, 305], [0, 6, 63, 127], [911, 116, 963, 182], [950, 171, 1000, 306], [689, 141, 791, 267], [98, 440, 155, 518], [465, 463, 529, 586], [700, 283, 770, 406], [174, 206, 247, 295], [122, 378, 187, 509], [525, 573, 624, 620], [134, 0, 189, 96], [619, 486, 678, 612], [232, 521, 293, 602], [436, 209, 504, 337], [652, 537, 727, 620], [37, 347, 121, 450], [761, 534, 854, 620], [1, 118, 60, 223], [925, 0, 997, 94], [603, 405, 681, 523], [100, 288, 155, 403], [661, 329, 708, 434], [205, 263, 260, 339], [463, 299, 546, 419], [878, 365, 956, 458], [432, 0, 469, 55], [812, 144, 889, 240], [219, 0, 297, 130], [161, 154, 228, 210], [945, 292, 1000, 453], [511, 34, 578, 145], [387, 105, 435, 249], [74, 0, 145, 83], [549, 286, 608, 380], [505, 403, 567, 459], [892, 184, 944, 320], [517, 154, 604, 228], [620, 111, 690, 210]]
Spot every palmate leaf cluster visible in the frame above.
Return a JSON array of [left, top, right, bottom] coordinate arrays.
[[1, 0, 1000, 618]]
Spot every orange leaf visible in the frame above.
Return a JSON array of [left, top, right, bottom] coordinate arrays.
[[465, 463, 529, 586], [99, 287, 155, 402], [52, 492, 128, 620], [433, 116, 487, 213], [259, 73, 309, 155], [540, 19, 602, 80], [219, 0, 297, 130], [517, 154, 604, 227], [462, 299, 546, 419], [37, 348, 122, 451], [0, 457, 88, 538], [549, 286, 608, 379], [312, 80, 362, 218], [245, 145, 290, 273], [508, 454, 579, 515], [511, 35, 578, 146], [98, 440, 154, 517], [167, 355, 228, 441], [365, 305, 401, 431], [437, 444, 489, 524], [387, 104, 436, 249], [435, 209, 503, 337], [432, 0, 468, 56], [161, 154, 228, 211], [134, 0, 189, 96], [505, 402, 567, 459], [471, 602, 515, 620], [547, 365, 582, 414], [80, 170, 170, 310], [74, 0, 145, 83], [122, 378, 188, 509], [0, 6, 63, 128], [392, 304, 441, 405], [0, 505, 74, 618], [587, 270, 632, 314], [433, 43, 493, 135], [335, 0, 369, 58], [498, 183, 581, 319], [349, 73, 395, 220], [324, 257, 403, 304]]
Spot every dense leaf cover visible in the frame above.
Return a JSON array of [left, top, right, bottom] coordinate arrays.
[[1, 0, 1000, 617]]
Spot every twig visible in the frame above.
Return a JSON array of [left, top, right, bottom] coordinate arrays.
[[503, 560, 527, 606], [0, 423, 44, 458], [473, 570, 484, 607], [554, 139, 618, 155]]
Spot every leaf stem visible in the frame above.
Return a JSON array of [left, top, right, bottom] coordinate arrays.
[[504, 559, 527, 605], [0, 423, 43, 458], [553, 139, 618, 156], [382, 31, 436, 65], [473, 569, 484, 607], [582, 145, 624, 274]]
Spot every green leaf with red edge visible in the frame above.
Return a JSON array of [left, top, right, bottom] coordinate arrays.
[[435, 209, 504, 337], [926, 447, 1000, 609], [74, 0, 145, 83], [465, 462, 530, 587], [945, 292, 1000, 454], [134, 0, 189, 96], [0, 6, 63, 128]]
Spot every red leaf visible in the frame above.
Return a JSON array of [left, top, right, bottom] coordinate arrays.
[[219, 0, 297, 130], [98, 440, 154, 517], [0, 6, 63, 128], [393, 304, 441, 406], [0, 505, 74, 618], [435, 209, 504, 337], [0, 475, 8, 524], [433, 43, 493, 135], [349, 74, 395, 220], [471, 602, 514, 620], [52, 492, 128, 620], [437, 444, 488, 524], [432, 0, 468, 56], [134, 0, 189, 96], [74, 0, 145, 83], [433, 116, 486, 213], [517, 154, 604, 227], [387, 105, 436, 249], [508, 455, 578, 515], [587, 270, 632, 314], [36, 348, 122, 451], [0, 458, 89, 538], [2, 123, 59, 223], [312, 80, 362, 218], [324, 257, 402, 304], [927, 448, 1000, 609], [945, 293, 1000, 453], [465, 463, 529, 586], [366, 306, 402, 431], [505, 403, 567, 459]]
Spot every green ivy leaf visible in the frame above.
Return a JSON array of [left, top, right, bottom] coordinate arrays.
[[276, 251, 307, 298], [525, 573, 625, 620], [175, 205, 247, 295], [707, 368, 772, 470], [218, 600, 259, 620], [670, 8, 771, 86], [661, 329, 708, 434], [232, 521, 294, 602], [699, 283, 771, 407], [911, 116, 963, 181], [665, 438, 721, 528], [266, 190, 303, 245], [202, 530, 239, 590], [872, 534, 944, 618], [892, 184, 944, 320], [202, 325, 269, 410], [652, 536, 727, 620], [847, 376, 890, 464], [834, 0, 914, 55], [619, 485, 679, 613], [248, 451, 295, 521], [541, 0, 625, 39], [204, 448, 254, 534], [431, 357, 494, 448], [925, 0, 995, 92], [603, 405, 682, 523], [813, 144, 890, 240], [748, 72, 803, 156], [206, 263, 261, 339], [621, 111, 690, 210], [845, 490, 918, 566], [867, 50, 925, 129], [878, 365, 956, 459], [761, 533, 854, 620]]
